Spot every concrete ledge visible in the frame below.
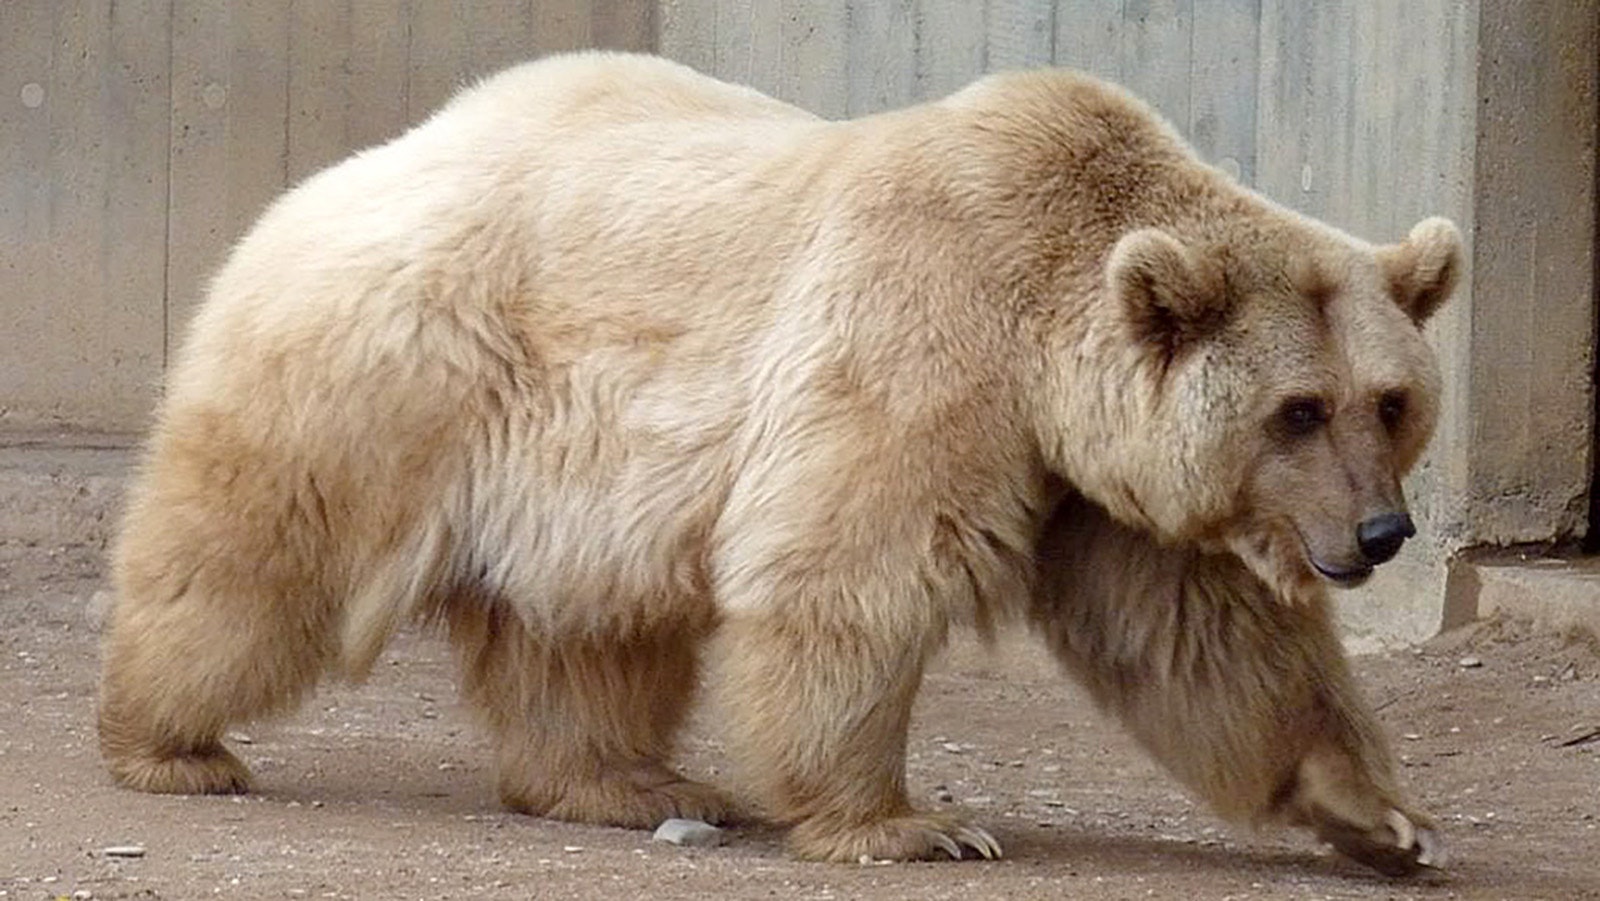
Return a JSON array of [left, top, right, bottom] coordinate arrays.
[[1465, 557, 1600, 642], [0, 435, 135, 549], [1331, 551, 1447, 654]]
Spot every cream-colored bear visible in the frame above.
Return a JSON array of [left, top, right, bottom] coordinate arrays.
[[99, 52, 1459, 873]]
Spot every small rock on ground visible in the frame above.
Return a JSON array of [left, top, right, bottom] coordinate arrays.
[[652, 818, 726, 848]]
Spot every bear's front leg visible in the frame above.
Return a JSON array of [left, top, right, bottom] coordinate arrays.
[[1032, 493, 1441, 876], [717, 607, 1001, 862]]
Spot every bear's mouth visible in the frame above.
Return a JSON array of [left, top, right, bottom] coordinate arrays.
[[1309, 556, 1374, 588]]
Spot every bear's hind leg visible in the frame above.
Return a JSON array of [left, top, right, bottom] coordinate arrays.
[[1031, 495, 1440, 875], [99, 527, 335, 795], [445, 596, 732, 828]]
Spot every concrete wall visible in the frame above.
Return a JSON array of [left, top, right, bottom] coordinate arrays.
[[1, 0, 653, 434], [2, 1, 1596, 643]]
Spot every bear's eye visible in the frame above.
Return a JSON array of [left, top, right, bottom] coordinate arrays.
[[1378, 390, 1407, 431], [1277, 397, 1329, 437]]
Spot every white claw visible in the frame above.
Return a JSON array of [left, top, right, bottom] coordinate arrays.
[[1385, 808, 1417, 851], [1414, 828, 1447, 869], [931, 831, 963, 860], [960, 826, 1003, 860]]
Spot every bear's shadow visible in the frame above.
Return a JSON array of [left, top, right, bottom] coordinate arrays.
[[247, 771, 1471, 888]]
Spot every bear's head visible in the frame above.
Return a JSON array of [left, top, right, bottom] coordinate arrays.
[[1084, 214, 1462, 602]]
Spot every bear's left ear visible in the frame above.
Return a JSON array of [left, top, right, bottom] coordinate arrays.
[[1108, 228, 1229, 355], [1377, 217, 1462, 324]]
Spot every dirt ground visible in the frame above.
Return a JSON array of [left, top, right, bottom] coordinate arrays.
[[3, 537, 1598, 901]]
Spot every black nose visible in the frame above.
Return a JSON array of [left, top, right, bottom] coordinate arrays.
[[1357, 513, 1415, 565]]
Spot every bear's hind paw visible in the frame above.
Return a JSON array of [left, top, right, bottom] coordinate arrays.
[[502, 766, 737, 830], [788, 812, 1002, 863], [107, 743, 252, 795]]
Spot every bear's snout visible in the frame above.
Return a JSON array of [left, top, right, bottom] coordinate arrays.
[[1356, 512, 1415, 566]]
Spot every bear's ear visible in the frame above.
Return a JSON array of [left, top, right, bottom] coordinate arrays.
[[1108, 228, 1228, 355], [1377, 217, 1462, 324]]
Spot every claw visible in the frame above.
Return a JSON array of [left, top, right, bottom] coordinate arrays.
[[1385, 808, 1416, 851], [1414, 827, 1446, 869], [958, 825, 1003, 860], [930, 831, 964, 860]]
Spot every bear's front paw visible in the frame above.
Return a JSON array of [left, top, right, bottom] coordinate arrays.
[[1316, 807, 1444, 877], [787, 811, 1002, 862]]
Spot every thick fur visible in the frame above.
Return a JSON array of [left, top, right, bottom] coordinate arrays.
[[1034, 493, 1440, 875], [100, 52, 1457, 869]]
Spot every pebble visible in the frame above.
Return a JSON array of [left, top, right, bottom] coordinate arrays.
[[72, 891, 93, 900], [931, 786, 955, 803], [1458, 656, 1483, 668], [941, 742, 964, 754], [651, 818, 726, 848], [102, 845, 146, 858]]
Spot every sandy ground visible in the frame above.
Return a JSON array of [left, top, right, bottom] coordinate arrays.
[[3, 537, 1598, 901]]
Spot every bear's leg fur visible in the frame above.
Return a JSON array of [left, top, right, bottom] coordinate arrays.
[[443, 595, 733, 828], [1031, 494, 1441, 876], [717, 610, 1001, 862], [99, 484, 337, 795]]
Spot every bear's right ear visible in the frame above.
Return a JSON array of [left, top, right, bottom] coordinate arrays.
[[1108, 228, 1228, 355]]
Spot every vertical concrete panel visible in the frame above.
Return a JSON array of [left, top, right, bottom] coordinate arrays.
[[592, 0, 657, 52], [287, 1, 356, 183], [1118, 0, 1192, 137], [987, 0, 1054, 71], [1188, 0, 1257, 183], [914, 0, 986, 98], [346, 1, 414, 149], [405, 1, 473, 121], [712, 0, 785, 98], [286, 3, 415, 178], [658, 0, 717, 72], [534, 0, 594, 54], [1254, 0, 1308, 210], [0, 3, 53, 244], [0, 1, 170, 432], [781, 0, 849, 117], [847, 0, 917, 114], [1052, 0, 1121, 80], [166, 2, 291, 353], [468, 0, 538, 69], [95, 0, 172, 428], [1468, 0, 1597, 544]]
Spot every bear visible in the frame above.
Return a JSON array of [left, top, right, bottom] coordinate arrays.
[[98, 51, 1461, 872]]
